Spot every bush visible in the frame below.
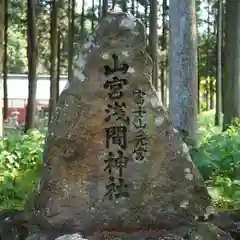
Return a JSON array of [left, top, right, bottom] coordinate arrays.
[[191, 113, 240, 210], [0, 130, 44, 209]]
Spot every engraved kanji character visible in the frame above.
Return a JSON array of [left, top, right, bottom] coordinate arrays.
[[104, 151, 129, 173], [104, 152, 115, 174], [105, 126, 127, 149], [104, 54, 129, 76], [133, 105, 146, 118], [104, 64, 129, 76], [104, 176, 117, 200], [105, 102, 129, 124], [114, 150, 129, 169], [133, 89, 146, 105], [103, 76, 128, 99], [132, 117, 146, 129], [133, 146, 147, 162], [135, 130, 148, 148]]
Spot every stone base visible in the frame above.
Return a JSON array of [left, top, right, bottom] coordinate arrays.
[[99, 223, 233, 239], [25, 223, 233, 240], [1, 209, 239, 240]]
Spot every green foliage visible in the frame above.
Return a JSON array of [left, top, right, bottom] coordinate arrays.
[[0, 130, 44, 210], [7, 0, 98, 74], [7, 0, 28, 73], [6, 0, 214, 76], [191, 112, 240, 210], [197, 110, 221, 142], [8, 27, 28, 73]]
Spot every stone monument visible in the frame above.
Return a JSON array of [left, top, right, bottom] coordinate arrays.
[[27, 11, 233, 240]]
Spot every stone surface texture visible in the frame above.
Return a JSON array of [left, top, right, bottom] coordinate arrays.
[[25, 226, 234, 240], [55, 233, 87, 240], [27, 11, 231, 239]]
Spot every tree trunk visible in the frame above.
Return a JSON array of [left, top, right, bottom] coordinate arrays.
[[221, 3, 226, 116], [160, 0, 167, 106], [197, 43, 200, 114], [215, 0, 222, 126], [102, 0, 108, 17], [210, 79, 214, 110], [223, 0, 240, 130], [3, 0, 8, 121], [149, 0, 158, 90], [208, 0, 214, 110], [91, 0, 95, 31], [121, 0, 127, 12], [205, 0, 210, 111], [131, 0, 135, 15], [210, 22, 216, 111], [98, 0, 102, 20], [71, 0, 75, 41], [80, 0, 85, 44], [56, 30, 61, 101], [169, 0, 198, 145], [0, 0, 4, 136], [67, 0, 73, 82], [112, 0, 116, 9], [144, 1, 148, 29], [24, 0, 37, 133], [205, 79, 209, 111], [49, 0, 59, 124]]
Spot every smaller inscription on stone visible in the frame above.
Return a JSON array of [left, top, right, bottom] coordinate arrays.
[[132, 89, 148, 163], [103, 54, 130, 200]]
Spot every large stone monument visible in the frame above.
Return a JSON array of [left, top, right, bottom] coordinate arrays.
[[27, 12, 233, 239]]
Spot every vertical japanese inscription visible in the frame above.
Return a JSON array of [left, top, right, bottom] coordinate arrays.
[[103, 54, 130, 200], [132, 89, 148, 163]]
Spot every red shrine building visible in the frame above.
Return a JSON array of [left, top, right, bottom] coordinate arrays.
[[5, 74, 68, 124]]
